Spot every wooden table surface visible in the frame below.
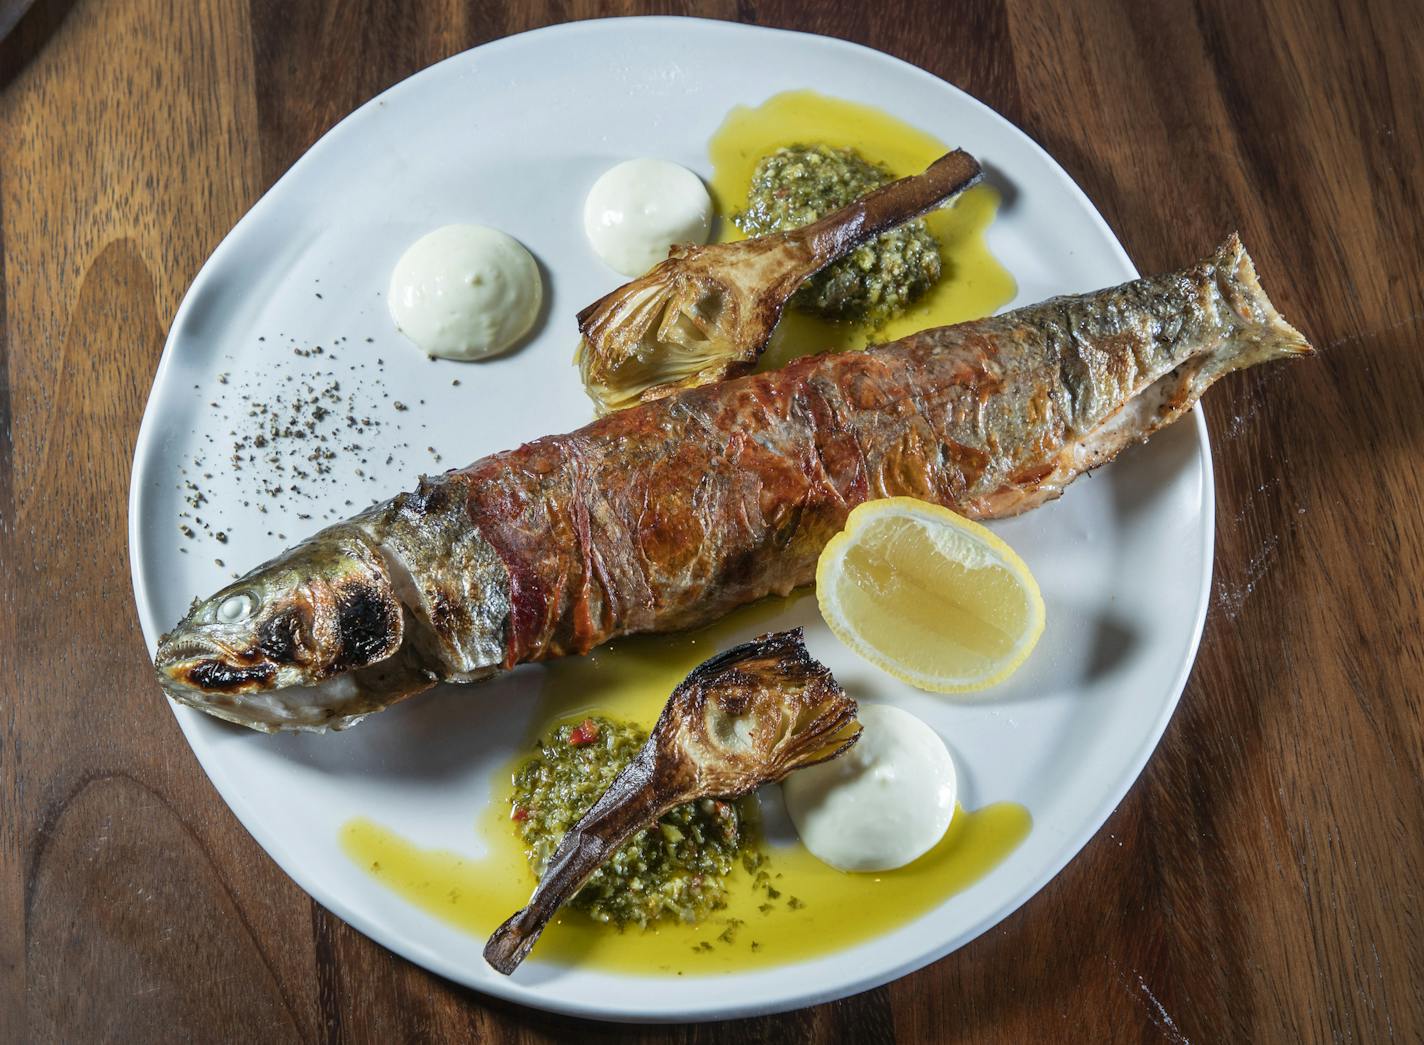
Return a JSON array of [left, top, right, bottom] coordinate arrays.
[[2, 0, 1420, 1041]]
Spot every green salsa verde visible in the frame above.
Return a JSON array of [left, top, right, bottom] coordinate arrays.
[[509, 716, 751, 928], [733, 144, 943, 325]]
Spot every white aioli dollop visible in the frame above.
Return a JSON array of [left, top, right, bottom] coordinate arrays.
[[782, 703, 957, 872], [388, 224, 542, 360], [582, 159, 713, 276]]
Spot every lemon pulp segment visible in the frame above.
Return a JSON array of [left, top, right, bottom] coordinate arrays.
[[817, 498, 1044, 691]]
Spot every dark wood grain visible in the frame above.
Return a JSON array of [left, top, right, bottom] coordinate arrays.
[[2, 0, 1421, 1041]]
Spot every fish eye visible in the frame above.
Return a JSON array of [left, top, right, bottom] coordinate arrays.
[[216, 592, 258, 624]]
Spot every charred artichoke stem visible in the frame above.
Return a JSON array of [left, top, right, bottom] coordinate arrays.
[[790, 149, 984, 275], [483, 751, 673, 975]]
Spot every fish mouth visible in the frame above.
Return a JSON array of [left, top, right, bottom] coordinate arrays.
[[155, 631, 282, 701], [155, 635, 226, 665]]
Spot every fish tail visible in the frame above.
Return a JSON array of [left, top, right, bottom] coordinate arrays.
[[1060, 237, 1314, 477], [1209, 232, 1315, 374], [1155, 233, 1315, 414]]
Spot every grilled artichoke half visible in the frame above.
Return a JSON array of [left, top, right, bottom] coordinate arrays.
[[483, 628, 860, 974], [575, 149, 983, 414]]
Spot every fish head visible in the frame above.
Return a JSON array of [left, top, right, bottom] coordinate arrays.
[[154, 527, 407, 731]]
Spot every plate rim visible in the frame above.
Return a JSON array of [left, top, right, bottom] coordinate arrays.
[[127, 14, 1216, 1022]]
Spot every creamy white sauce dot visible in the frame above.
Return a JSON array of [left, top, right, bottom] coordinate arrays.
[[583, 159, 713, 276], [388, 224, 542, 360], [782, 703, 957, 872]]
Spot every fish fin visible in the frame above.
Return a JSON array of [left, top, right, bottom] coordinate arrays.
[[1213, 232, 1315, 366]]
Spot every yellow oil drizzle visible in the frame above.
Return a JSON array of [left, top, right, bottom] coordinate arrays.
[[343, 597, 1032, 975], [344, 801, 1028, 975], [706, 90, 1016, 370]]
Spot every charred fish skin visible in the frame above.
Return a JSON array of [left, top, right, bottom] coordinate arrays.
[[153, 523, 421, 732], [155, 236, 1310, 732], [483, 627, 860, 975], [153, 494, 512, 733], [356, 480, 511, 680]]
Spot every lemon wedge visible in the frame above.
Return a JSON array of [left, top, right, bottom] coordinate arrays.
[[815, 498, 1045, 692]]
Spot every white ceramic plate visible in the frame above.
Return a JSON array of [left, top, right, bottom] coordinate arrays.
[[129, 17, 1212, 1022]]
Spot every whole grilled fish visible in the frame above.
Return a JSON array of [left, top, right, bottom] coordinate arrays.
[[155, 235, 1312, 732]]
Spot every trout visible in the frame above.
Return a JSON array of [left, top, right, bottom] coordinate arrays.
[[155, 235, 1311, 732]]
